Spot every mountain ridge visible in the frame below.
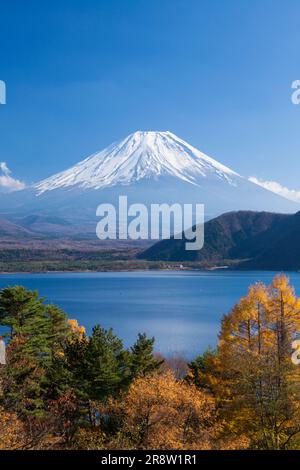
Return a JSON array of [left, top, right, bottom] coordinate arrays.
[[139, 210, 300, 270]]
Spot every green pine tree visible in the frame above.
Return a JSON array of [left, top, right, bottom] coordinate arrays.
[[65, 325, 131, 402], [0, 286, 44, 338], [85, 325, 130, 400], [0, 287, 72, 417], [130, 333, 163, 378]]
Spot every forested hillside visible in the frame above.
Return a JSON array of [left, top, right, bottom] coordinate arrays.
[[140, 210, 300, 270]]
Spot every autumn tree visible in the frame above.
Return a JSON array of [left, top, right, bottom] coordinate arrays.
[[0, 405, 27, 450], [215, 275, 300, 449], [187, 347, 219, 393], [83, 371, 219, 450]]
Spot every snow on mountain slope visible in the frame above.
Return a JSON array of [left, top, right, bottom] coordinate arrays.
[[0, 131, 298, 226], [34, 131, 239, 194]]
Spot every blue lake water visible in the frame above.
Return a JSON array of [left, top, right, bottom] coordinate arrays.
[[1, 270, 300, 358]]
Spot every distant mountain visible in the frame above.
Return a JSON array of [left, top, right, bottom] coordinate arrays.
[[15, 214, 77, 236], [239, 211, 300, 270], [0, 132, 298, 228], [139, 210, 300, 270], [34, 131, 240, 193], [0, 218, 37, 239]]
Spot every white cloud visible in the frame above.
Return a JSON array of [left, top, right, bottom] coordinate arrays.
[[249, 176, 300, 204], [0, 162, 26, 193]]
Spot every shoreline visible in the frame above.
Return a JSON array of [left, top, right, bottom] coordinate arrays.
[[0, 266, 298, 275]]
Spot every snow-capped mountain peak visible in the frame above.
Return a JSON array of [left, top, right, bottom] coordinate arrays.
[[1, 131, 298, 224], [34, 131, 239, 194]]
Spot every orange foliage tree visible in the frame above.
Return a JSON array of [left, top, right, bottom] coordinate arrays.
[[76, 371, 219, 450], [215, 275, 300, 449], [0, 406, 27, 450]]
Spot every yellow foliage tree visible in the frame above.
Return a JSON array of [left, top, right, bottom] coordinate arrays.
[[76, 371, 219, 450], [216, 275, 300, 449], [0, 406, 27, 450], [68, 319, 86, 340]]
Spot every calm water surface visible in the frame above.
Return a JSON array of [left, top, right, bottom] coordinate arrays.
[[1, 270, 299, 358]]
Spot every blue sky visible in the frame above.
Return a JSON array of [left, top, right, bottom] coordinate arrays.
[[1, 0, 300, 191]]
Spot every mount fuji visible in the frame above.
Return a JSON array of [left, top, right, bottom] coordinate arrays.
[[0, 131, 298, 232], [34, 131, 239, 193]]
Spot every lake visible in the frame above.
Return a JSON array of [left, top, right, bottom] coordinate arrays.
[[1, 270, 300, 358]]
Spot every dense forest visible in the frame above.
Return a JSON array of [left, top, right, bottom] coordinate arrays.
[[1, 274, 300, 450]]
